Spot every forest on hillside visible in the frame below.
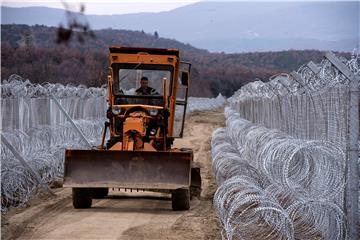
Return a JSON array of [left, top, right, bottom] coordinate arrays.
[[1, 24, 349, 97]]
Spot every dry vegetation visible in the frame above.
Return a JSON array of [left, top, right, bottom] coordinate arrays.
[[1, 24, 347, 97]]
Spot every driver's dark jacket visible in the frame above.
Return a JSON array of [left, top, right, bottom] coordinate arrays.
[[135, 87, 158, 95]]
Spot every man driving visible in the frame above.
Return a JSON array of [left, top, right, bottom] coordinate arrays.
[[135, 77, 159, 95]]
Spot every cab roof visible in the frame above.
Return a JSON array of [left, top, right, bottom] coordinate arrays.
[[109, 46, 179, 57]]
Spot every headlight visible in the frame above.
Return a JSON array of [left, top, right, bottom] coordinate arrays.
[[149, 109, 158, 116], [112, 106, 121, 115], [150, 128, 157, 135]]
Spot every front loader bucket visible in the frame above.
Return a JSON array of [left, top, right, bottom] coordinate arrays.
[[63, 149, 192, 190]]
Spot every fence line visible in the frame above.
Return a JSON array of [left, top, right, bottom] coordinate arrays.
[[212, 107, 346, 240], [214, 52, 359, 239], [1, 75, 227, 212]]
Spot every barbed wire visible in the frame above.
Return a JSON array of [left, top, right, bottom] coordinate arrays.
[[212, 107, 346, 240], [1, 75, 227, 212], [229, 52, 359, 104], [187, 94, 227, 113], [217, 50, 360, 239], [1, 74, 107, 98], [1, 118, 105, 212], [212, 51, 357, 239]]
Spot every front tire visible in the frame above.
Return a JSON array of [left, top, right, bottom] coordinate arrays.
[[72, 188, 92, 208], [171, 188, 190, 211]]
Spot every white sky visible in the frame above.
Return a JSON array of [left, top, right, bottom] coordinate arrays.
[[1, 0, 354, 15]]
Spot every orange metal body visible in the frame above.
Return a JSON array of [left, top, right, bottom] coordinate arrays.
[[63, 47, 198, 192], [107, 47, 182, 140]]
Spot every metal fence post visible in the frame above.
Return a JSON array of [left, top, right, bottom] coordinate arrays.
[[346, 73, 359, 240], [50, 94, 92, 149], [1, 134, 55, 196]]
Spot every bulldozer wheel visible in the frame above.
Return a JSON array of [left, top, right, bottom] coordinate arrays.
[[72, 188, 92, 208], [190, 186, 201, 199], [190, 167, 201, 199], [92, 188, 109, 199], [171, 188, 190, 211]]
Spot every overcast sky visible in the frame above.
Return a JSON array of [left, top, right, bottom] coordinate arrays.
[[1, 0, 200, 15], [1, 0, 354, 15]]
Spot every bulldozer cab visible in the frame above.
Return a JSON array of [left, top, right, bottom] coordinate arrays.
[[115, 66, 170, 93], [107, 47, 191, 139], [63, 47, 200, 211]]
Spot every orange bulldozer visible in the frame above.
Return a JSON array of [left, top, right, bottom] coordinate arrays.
[[63, 46, 201, 211]]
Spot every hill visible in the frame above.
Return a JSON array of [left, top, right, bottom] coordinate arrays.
[[1, 24, 345, 97], [1, 2, 358, 53]]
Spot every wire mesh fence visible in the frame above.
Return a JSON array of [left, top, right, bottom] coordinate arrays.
[[213, 52, 359, 239], [1, 119, 105, 210], [1, 74, 227, 212], [1, 74, 108, 131]]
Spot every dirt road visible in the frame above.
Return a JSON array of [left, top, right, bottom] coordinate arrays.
[[2, 110, 224, 240]]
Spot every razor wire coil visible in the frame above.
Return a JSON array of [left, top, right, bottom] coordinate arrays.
[[1, 75, 227, 212], [212, 51, 359, 239]]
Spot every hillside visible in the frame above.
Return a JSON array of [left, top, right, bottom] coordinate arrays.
[[1, 24, 345, 97], [1, 2, 358, 53]]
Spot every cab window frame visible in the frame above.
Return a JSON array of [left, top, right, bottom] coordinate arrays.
[[111, 63, 174, 99]]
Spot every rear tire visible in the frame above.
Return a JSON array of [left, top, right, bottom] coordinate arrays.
[[72, 188, 92, 208], [190, 186, 201, 199], [171, 188, 190, 211], [92, 188, 109, 199]]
